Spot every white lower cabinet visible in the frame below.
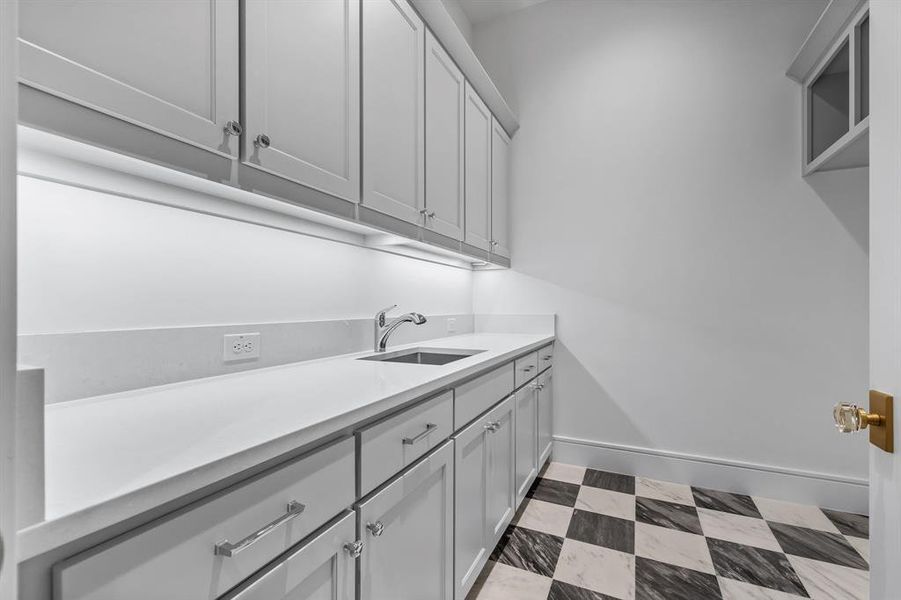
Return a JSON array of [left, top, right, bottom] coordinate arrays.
[[514, 383, 539, 505], [221, 511, 357, 600], [538, 369, 554, 467], [357, 440, 454, 600], [453, 395, 515, 600]]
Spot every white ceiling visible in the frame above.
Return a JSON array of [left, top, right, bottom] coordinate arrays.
[[457, 0, 553, 25]]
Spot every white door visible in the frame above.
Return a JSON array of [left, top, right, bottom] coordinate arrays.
[[538, 370, 554, 467], [362, 0, 425, 223], [17, 0, 240, 157], [243, 0, 360, 202], [358, 441, 454, 600], [487, 396, 516, 543], [223, 512, 356, 600], [869, 2, 901, 596], [424, 30, 465, 240], [0, 0, 16, 597], [490, 118, 511, 258], [464, 83, 492, 251], [514, 385, 538, 505], [453, 410, 491, 600]]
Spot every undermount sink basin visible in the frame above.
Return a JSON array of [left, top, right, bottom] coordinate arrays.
[[359, 347, 485, 365]]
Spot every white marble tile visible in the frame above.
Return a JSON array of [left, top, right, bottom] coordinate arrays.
[[753, 497, 841, 534], [575, 485, 635, 520], [512, 499, 574, 537], [697, 508, 782, 552], [717, 577, 810, 600], [845, 535, 869, 564], [788, 556, 868, 600], [542, 462, 586, 485], [554, 538, 635, 600], [471, 561, 553, 600], [636, 476, 695, 506], [635, 522, 715, 575]]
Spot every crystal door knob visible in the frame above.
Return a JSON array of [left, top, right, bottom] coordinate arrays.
[[834, 402, 884, 433], [223, 120, 243, 136], [366, 521, 385, 537], [254, 133, 271, 149]]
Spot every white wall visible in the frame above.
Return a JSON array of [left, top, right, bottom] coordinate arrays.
[[472, 0, 869, 507], [18, 176, 473, 334]]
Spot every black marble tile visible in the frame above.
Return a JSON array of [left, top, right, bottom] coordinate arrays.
[[707, 538, 809, 596], [547, 580, 618, 600], [527, 477, 580, 507], [822, 508, 869, 539], [488, 525, 563, 577], [565, 509, 634, 553], [768, 521, 868, 570], [582, 468, 635, 494], [634, 556, 723, 600], [692, 487, 761, 518], [636, 497, 703, 535]]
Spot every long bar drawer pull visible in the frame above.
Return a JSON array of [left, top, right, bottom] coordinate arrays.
[[403, 423, 438, 445], [214, 500, 305, 557]]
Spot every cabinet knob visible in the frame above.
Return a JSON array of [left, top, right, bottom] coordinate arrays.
[[254, 133, 271, 149], [366, 521, 385, 537], [489, 240, 498, 247], [428, 211, 436, 218], [484, 421, 501, 432], [223, 120, 243, 137], [344, 540, 364, 558]]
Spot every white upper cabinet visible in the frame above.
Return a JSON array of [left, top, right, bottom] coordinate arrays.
[[424, 31, 465, 240], [18, 0, 240, 157], [464, 83, 492, 251], [362, 0, 425, 223], [490, 117, 511, 258], [243, 0, 361, 202]]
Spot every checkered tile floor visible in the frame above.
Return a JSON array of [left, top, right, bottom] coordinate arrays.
[[467, 462, 869, 600]]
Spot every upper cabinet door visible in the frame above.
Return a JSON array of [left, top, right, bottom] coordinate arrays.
[[18, 0, 240, 157], [464, 83, 492, 251], [490, 118, 511, 258], [362, 0, 425, 223], [244, 0, 360, 202], [424, 31, 465, 240]]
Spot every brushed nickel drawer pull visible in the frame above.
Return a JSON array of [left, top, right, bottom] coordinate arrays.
[[214, 500, 305, 557], [403, 423, 438, 445], [542, 355, 553, 360], [523, 366, 534, 372]]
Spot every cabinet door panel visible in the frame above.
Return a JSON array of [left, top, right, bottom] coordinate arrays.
[[464, 83, 492, 251], [425, 30, 464, 240], [18, 0, 239, 157], [453, 416, 491, 600], [538, 370, 554, 467], [224, 512, 356, 600], [244, 0, 360, 202], [362, 0, 425, 223], [358, 441, 454, 600], [487, 396, 516, 542], [491, 118, 511, 258], [515, 386, 538, 506]]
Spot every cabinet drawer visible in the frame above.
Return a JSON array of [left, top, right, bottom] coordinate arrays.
[[454, 363, 514, 430], [538, 344, 554, 372], [54, 437, 355, 600], [514, 352, 539, 388], [358, 390, 453, 497]]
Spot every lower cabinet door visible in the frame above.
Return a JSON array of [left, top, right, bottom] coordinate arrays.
[[452, 413, 492, 599], [514, 384, 538, 506], [487, 396, 516, 543], [222, 511, 357, 600], [538, 369, 554, 467], [358, 440, 454, 600]]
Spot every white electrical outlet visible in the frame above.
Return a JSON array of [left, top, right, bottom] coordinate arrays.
[[223, 333, 261, 362], [447, 318, 456, 333]]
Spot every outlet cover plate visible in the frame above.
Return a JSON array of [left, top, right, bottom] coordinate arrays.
[[223, 333, 261, 363]]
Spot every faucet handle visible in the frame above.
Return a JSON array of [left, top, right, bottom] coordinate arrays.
[[375, 304, 398, 326]]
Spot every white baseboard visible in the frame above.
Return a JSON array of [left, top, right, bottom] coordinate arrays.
[[553, 435, 868, 514]]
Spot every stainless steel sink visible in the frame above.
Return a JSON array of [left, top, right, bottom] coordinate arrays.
[[358, 347, 485, 365]]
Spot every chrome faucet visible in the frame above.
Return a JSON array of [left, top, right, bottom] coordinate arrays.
[[374, 305, 427, 352]]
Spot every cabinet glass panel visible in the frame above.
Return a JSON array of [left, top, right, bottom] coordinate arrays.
[[809, 40, 850, 162], [857, 16, 869, 123]]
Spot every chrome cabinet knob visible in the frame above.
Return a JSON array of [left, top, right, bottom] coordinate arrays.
[[223, 120, 243, 136], [428, 211, 436, 218], [344, 540, 364, 558], [254, 133, 271, 149], [484, 420, 501, 432], [489, 240, 498, 247], [366, 521, 385, 537]]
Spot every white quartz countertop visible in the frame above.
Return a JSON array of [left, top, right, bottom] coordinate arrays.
[[18, 332, 554, 560]]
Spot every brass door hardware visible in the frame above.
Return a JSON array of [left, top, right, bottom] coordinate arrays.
[[833, 390, 894, 453]]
